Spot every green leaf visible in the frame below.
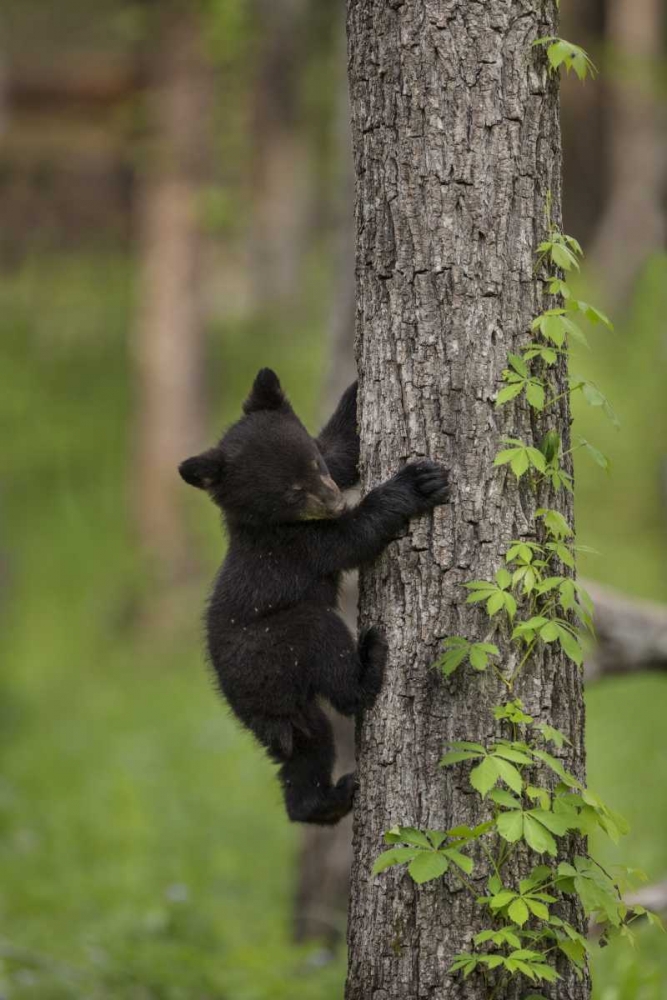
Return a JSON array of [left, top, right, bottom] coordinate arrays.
[[445, 848, 474, 875], [489, 889, 518, 910], [489, 788, 521, 808], [468, 645, 489, 671], [503, 592, 518, 619], [487, 591, 506, 616], [508, 352, 528, 377], [535, 723, 570, 748], [537, 37, 598, 81], [536, 508, 572, 538], [540, 430, 561, 464], [408, 851, 449, 884], [437, 647, 469, 676], [548, 275, 571, 298], [494, 758, 524, 794], [540, 622, 559, 642], [542, 312, 567, 344], [494, 448, 519, 466], [529, 808, 572, 836], [526, 381, 546, 410], [527, 448, 547, 472], [373, 847, 419, 874], [497, 383, 524, 405], [521, 865, 553, 891], [531, 749, 581, 788], [562, 315, 588, 347], [534, 964, 560, 983], [574, 300, 613, 329], [526, 786, 551, 809], [440, 749, 483, 766], [546, 542, 576, 569], [570, 376, 621, 428], [559, 938, 587, 967], [492, 745, 533, 765], [523, 814, 558, 855], [449, 953, 478, 976], [497, 810, 524, 843], [511, 449, 530, 477], [447, 820, 495, 842], [440, 636, 469, 647], [396, 827, 434, 848], [523, 342, 558, 366], [470, 756, 499, 796], [508, 898, 530, 926], [555, 625, 584, 666], [579, 438, 610, 472]]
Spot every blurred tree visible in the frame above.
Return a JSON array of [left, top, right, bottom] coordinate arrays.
[[293, 20, 356, 949], [345, 3, 588, 998], [561, 0, 606, 244], [249, 0, 312, 310], [132, 1, 212, 590], [589, 0, 665, 307]]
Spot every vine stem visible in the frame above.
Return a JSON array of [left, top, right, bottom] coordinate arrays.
[[454, 870, 481, 900], [508, 638, 537, 689], [480, 840, 503, 882], [543, 388, 571, 410], [493, 664, 512, 690]]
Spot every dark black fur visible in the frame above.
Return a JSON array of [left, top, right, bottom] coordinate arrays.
[[179, 369, 450, 825]]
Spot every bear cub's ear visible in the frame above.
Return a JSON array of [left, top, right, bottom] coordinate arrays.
[[178, 449, 224, 490], [243, 368, 291, 414]]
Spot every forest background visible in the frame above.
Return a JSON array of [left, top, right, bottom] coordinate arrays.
[[0, 1, 666, 998]]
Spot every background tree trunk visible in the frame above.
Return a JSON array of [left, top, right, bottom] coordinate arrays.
[[293, 27, 357, 946], [589, 0, 665, 308], [249, 0, 312, 311], [345, 3, 589, 999], [560, 0, 606, 245], [132, 3, 211, 591]]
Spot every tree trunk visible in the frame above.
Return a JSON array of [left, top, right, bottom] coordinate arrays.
[[132, 3, 211, 589], [346, 3, 589, 999], [589, 0, 665, 308]]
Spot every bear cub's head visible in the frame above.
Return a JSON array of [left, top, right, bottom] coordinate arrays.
[[179, 368, 345, 526]]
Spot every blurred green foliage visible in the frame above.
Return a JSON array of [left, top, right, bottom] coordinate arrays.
[[0, 251, 666, 999]]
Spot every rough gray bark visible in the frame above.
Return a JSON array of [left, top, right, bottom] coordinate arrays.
[[346, 3, 589, 999]]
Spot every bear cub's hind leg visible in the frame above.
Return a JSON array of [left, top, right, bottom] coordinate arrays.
[[279, 706, 355, 825], [357, 625, 388, 710], [312, 613, 387, 717]]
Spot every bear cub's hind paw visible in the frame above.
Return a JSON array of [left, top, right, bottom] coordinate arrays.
[[358, 625, 388, 708]]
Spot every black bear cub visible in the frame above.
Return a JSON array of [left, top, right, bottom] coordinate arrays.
[[179, 369, 450, 825]]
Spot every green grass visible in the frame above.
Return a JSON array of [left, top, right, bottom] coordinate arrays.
[[0, 251, 666, 999]]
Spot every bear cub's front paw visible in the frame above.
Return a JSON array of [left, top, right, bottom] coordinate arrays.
[[395, 459, 450, 512]]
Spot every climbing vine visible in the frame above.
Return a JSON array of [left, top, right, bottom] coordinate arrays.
[[371, 29, 662, 997]]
